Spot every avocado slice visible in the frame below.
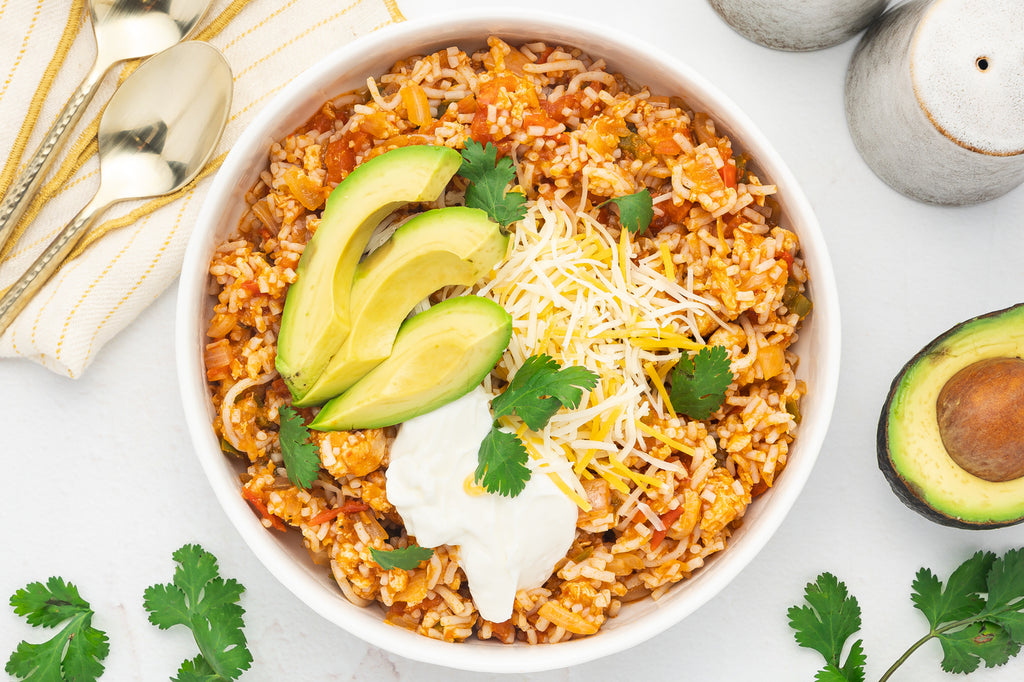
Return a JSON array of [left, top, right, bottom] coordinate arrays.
[[292, 206, 508, 407], [275, 145, 463, 396], [309, 296, 511, 431], [877, 303, 1024, 528]]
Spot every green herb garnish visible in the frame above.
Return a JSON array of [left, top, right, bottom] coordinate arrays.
[[278, 405, 320, 488], [788, 573, 867, 682], [475, 428, 531, 497], [475, 354, 599, 497], [458, 139, 527, 228], [491, 354, 600, 430], [6, 578, 110, 682], [143, 544, 252, 681], [370, 545, 435, 571], [668, 345, 733, 420], [788, 548, 1024, 681], [600, 188, 654, 234]]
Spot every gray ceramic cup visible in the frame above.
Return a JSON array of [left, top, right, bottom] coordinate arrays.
[[709, 0, 888, 51], [846, 0, 1024, 205]]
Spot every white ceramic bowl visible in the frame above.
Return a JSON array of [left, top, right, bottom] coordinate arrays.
[[176, 9, 841, 673]]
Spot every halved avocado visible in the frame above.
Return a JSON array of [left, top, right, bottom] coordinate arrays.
[[275, 145, 463, 397], [309, 296, 512, 431], [877, 303, 1024, 528], [291, 207, 508, 407]]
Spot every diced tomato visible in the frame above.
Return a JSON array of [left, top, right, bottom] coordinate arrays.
[[457, 95, 477, 114], [308, 110, 334, 134], [524, 112, 560, 131], [541, 93, 583, 123], [470, 109, 497, 144], [779, 251, 794, 271], [650, 507, 685, 550], [719, 161, 737, 189], [308, 501, 369, 525], [653, 138, 682, 156], [476, 72, 519, 107], [537, 46, 555, 63], [324, 132, 369, 184], [650, 198, 691, 231], [241, 488, 287, 532]]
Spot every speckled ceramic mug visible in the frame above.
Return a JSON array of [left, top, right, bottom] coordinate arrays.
[[708, 0, 888, 51], [846, 0, 1024, 205]]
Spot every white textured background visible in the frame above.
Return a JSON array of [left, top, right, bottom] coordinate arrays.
[[3, 1, 1024, 680]]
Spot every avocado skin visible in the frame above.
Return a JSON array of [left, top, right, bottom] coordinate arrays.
[[876, 303, 1024, 529], [308, 296, 512, 431]]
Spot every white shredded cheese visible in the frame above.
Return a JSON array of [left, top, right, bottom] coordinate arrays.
[[477, 198, 718, 507]]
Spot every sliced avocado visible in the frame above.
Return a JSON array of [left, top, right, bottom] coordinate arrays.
[[275, 145, 463, 396], [877, 303, 1024, 528], [309, 296, 511, 431], [292, 207, 508, 406]]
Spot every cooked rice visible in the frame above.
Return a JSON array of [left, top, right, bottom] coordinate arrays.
[[204, 37, 809, 644]]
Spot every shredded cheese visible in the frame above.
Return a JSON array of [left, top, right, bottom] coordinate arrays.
[[477, 198, 716, 508]]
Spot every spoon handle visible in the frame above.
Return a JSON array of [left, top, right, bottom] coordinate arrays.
[[0, 61, 108, 258], [0, 194, 107, 336]]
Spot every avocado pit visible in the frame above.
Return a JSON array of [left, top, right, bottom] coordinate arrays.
[[936, 357, 1024, 483]]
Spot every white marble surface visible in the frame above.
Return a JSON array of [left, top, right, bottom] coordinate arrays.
[[3, 1, 1024, 680]]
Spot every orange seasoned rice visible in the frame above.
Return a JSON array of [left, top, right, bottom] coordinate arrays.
[[204, 37, 809, 644]]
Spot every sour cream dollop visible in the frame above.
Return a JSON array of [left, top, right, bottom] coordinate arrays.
[[385, 386, 577, 622]]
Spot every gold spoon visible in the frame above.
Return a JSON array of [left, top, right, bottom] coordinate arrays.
[[0, 0, 213, 255], [0, 41, 231, 335]]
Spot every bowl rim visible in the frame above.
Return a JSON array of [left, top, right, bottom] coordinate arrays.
[[176, 8, 841, 673]]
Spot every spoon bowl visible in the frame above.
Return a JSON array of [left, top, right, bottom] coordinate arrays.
[[92, 0, 214, 64], [0, 0, 214, 255], [95, 40, 233, 202], [0, 41, 232, 335]]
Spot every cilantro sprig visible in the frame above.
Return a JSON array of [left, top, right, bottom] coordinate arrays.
[[788, 573, 867, 682], [278, 405, 321, 488], [370, 545, 435, 571], [143, 544, 252, 681], [599, 188, 654, 234], [668, 345, 733, 420], [458, 139, 527, 228], [788, 548, 1024, 681], [475, 354, 599, 497], [6, 578, 110, 682]]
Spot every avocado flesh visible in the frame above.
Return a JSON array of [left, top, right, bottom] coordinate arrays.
[[878, 303, 1024, 528], [275, 145, 463, 396], [309, 296, 512, 431], [292, 207, 508, 407]]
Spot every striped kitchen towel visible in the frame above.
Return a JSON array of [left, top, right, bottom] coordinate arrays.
[[0, 0, 404, 376]]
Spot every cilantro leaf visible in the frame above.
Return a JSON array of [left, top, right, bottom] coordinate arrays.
[[788, 572, 866, 682], [600, 188, 654, 234], [938, 622, 1020, 674], [911, 551, 993, 629], [459, 138, 513, 185], [278, 405, 320, 488], [474, 428, 531, 498], [143, 544, 252, 681], [980, 547, 1024, 635], [458, 139, 527, 228], [908, 548, 1024, 674], [791, 549, 1024, 682], [491, 353, 599, 430], [174, 656, 222, 682], [370, 545, 435, 571], [668, 345, 733, 420], [6, 577, 109, 682]]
